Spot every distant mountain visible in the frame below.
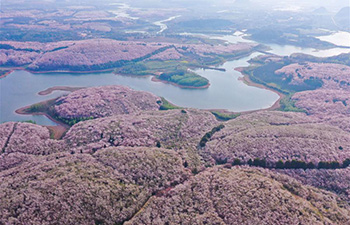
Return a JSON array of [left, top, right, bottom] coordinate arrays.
[[334, 7, 350, 30], [335, 6, 350, 18], [312, 7, 329, 15]]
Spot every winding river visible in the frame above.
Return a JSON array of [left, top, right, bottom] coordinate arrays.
[[154, 15, 181, 34]]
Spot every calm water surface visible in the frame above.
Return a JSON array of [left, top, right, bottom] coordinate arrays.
[[0, 53, 279, 125], [1, 31, 349, 125], [316, 31, 350, 47], [181, 32, 350, 57]]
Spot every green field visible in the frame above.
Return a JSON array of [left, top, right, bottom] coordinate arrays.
[[211, 111, 241, 121], [116, 60, 210, 88], [241, 57, 325, 112]]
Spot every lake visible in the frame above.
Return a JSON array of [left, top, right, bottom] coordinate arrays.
[[1, 31, 349, 126], [180, 32, 350, 57], [0, 53, 279, 125], [316, 31, 350, 48]]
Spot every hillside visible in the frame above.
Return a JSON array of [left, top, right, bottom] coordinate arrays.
[[1, 81, 350, 224], [0, 39, 257, 88], [2, 1, 350, 223]]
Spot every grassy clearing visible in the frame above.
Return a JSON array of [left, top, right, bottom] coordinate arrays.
[[158, 97, 183, 110], [243, 60, 323, 95], [211, 111, 240, 121], [279, 94, 306, 113], [241, 57, 325, 113], [20, 120, 37, 124], [117, 60, 209, 88], [25, 99, 94, 126]]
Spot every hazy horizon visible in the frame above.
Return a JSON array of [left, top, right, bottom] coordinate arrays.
[[2, 0, 349, 12]]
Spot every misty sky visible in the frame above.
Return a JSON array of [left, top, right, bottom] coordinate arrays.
[[4, 0, 349, 11], [127, 0, 349, 12], [253, 0, 349, 12]]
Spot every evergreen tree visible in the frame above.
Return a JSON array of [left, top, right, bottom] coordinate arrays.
[[232, 158, 241, 166], [276, 160, 284, 169], [343, 159, 350, 168], [306, 162, 315, 169]]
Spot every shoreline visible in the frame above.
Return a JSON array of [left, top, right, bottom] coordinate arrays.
[[3, 68, 212, 89], [0, 70, 14, 79], [151, 77, 210, 89], [235, 67, 284, 112], [13, 72, 283, 137], [15, 100, 70, 139], [9, 53, 284, 132], [1, 50, 257, 90], [28, 68, 115, 74], [38, 86, 85, 96], [114, 72, 211, 89], [0, 67, 115, 75], [12, 65, 283, 125], [15, 99, 64, 126]]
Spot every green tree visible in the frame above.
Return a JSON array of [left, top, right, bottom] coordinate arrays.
[[343, 159, 350, 168], [232, 158, 241, 166], [284, 160, 291, 169], [330, 161, 340, 169], [276, 160, 284, 169], [247, 159, 253, 166], [216, 158, 228, 165], [306, 162, 316, 169], [318, 161, 329, 169]]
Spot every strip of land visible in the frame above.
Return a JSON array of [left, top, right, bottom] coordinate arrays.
[[0, 70, 13, 79], [15, 99, 70, 139], [0, 39, 261, 88], [38, 86, 85, 96]]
